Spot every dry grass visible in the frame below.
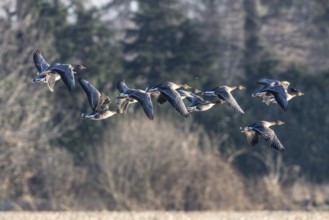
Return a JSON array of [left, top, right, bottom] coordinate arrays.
[[0, 211, 328, 220], [84, 114, 248, 210]]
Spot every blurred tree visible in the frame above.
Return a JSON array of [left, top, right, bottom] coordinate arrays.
[[55, 2, 122, 85], [52, 1, 123, 160], [279, 69, 329, 182], [122, 0, 216, 88], [0, 0, 82, 208], [243, 0, 262, 82]]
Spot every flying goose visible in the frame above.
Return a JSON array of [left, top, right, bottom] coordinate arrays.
[[78, 78, 119, 120], [202, 85, 245, 114], [262, 87, 304, 106], [32, 50, 86, 92], [240, 120, 285, 152], [116, 80, 154, 120], [146, 82, 191, 118], [153, 88, 201, 106], [117, 79, 138, 105], [179, 90, 221, 113], [252, 79, 290, 111]]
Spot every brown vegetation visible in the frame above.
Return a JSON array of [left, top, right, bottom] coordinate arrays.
[[85, 114, 248, 210], [0, 0, 328, 212], [0, 211, 328, 220]]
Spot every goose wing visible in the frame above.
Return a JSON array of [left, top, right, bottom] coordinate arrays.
[[253, 127, 285, 151], [78, 78, 101, 111], [50, 64, 75, 92], [148, 90, 167, 104], [185, 93, 204, 105], [244, 129, 259, 146], [46, 74, 57, 92], [256, 79, 281, 94], [156, 93, 167, 104], [33, 50, 50, 72], [117, 79, 130, 93], [185, 95, 196, 104], [257, 79, 279, 86], [96, 95, 111, 113], [191, 93, 206, 104], [159, 88, 189, 117], [116, 97, 130, 113], [263, 86, 288, 111], [177, 89, 191, 98], [217, 91, 244, 113], [127, 90, 154, 120]]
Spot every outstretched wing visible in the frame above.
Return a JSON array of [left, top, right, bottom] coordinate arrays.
[[185, 95, 196, 104], [50, 64, 75, 92], [264, 86, 288, 111], [33, 50, 50, 72], [257, 79, 279, 86], [217, 91, 244, 114], [253, 127, 285, 151], [127, 90, 154, 120], [160, 88, 189, 118], [117, 79, 130, 93], [191, 93, 206, 105], [78, 78, 101, 111]]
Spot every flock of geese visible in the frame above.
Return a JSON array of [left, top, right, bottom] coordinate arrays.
[[31, 50, 304, 152]]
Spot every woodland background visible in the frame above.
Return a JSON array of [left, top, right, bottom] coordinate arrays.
[[0, 0, 328, 211]]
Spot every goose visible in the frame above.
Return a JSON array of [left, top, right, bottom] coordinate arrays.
[[252, 79, 289, 97], [201, 85, 245, 114], [151, 88, 200, 105], [252, 79, 290, 111], [116, 80, 154, 120], [178, 88, 201, 99], [32, 50, 86, 92], [240, 120, 285, 152], [78, 78, 119, 120], [116, 79, 138, 107], [262, 87, 304, 106], [32, 73, 61, 92], [179, 90, 221, 112], [146, 82, 191, 118]]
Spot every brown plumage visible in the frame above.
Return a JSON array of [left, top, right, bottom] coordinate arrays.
[[78, 78, 119, 120], [240, 120, 285, 152]]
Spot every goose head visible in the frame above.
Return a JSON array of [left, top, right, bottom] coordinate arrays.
[[275, 120, 285, 126], [237, 85, 245, 90], [289, 88, 304, 96], [74, 64, 87, 71]]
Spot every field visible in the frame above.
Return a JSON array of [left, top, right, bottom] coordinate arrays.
[[0, 211, 328, 220]]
